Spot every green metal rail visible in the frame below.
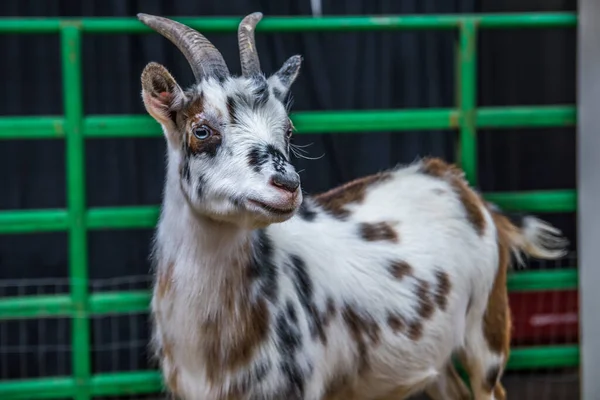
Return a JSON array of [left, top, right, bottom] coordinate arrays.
[[0, 12, 578, 399]]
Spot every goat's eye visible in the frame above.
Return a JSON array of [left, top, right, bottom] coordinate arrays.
[[193, 126, 211, 140]]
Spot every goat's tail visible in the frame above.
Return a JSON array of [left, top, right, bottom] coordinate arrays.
[[488, 203, 569, 268]]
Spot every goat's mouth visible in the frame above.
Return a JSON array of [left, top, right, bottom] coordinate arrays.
[[247, 199, 297, 216]]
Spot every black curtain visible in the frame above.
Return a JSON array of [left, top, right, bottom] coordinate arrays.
[[0, 0, 576, 386]]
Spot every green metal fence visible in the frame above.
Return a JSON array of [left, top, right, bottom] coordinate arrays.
[[0, 12, 578, 399]]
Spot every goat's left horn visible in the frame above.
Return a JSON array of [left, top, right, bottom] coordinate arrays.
[[138, 13, 230, 82], [238, 12, 263, 77]]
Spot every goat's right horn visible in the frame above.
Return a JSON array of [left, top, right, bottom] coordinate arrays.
[[238, 12, 263, 77], [137, 13, 230, 82]]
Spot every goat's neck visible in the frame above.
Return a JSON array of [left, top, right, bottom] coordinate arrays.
[[155, 154, 253, 296]]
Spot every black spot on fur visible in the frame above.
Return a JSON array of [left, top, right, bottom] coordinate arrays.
[[484, 364, 501, 392], [272, 87, 283, 101], [182, 139, 192, 158], [252, 360, 271, 383], [267, 144, 288, 173], [231, 196, 243, 208], [233, 359, 272, 393], [197, 174, 205, 198], [253, 77, 270, 108], [280, 361, 305, 399], [180, 158, 190, 184], [248, 230, 279, 301], [276, 312, 302, 352], [248, 145, 270, 172], [248, 144, 289, 174], [203, 140, 220, 158], [226, 95, 238, 124], [289, 255, 327, 343], [286, 300, 298, 325], [275, 312, 305, 398], [297, 199, 317, 221], [290, 255, 313, 308]]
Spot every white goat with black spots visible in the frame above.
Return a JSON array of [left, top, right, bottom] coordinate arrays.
[[138, 12, 568, 400]]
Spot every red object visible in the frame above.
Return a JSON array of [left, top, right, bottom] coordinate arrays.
[[508, 290, 579, 346]]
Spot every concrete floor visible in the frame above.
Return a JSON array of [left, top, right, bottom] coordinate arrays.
[[107, 371, 579, 400], [410, 370, 580, 400]]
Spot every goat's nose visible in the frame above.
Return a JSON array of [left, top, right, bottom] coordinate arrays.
[[270, 173, 300, 193]]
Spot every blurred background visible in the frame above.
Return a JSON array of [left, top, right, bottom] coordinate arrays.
[[0, 0, 577, 399]]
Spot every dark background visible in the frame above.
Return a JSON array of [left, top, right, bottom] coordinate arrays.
[[0, 0, 577, 395]]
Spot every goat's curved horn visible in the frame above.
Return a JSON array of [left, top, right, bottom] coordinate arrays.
[[137, 13, 229, 82], [238, 12, 263, 77]]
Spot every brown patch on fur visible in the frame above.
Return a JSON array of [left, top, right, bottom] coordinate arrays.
[[322, 373, 354, 400], [156, 262, 174, 299], [415, 278, 435, 320], [418, 157, 463, 178], [314, 172, 392, 219], [196, 242, 271, 385], [387, 265, 451, 342], [483, 211, 513, 356], [204, 297, 270, 382], [433, 270, 452, 311], [158, 338, 181, 396], [359, 221, 399, 243], [407, 320, 424, 341], [389, 260, 413, 280], [469, 209, 513, 400], [342, 305, 381, 374], [166, 367, 179, 396], [419, 157, 486, 236], [177, 96, 223, 157], [387, 312, 405, 334], [494, 383, 507, 400], [181, 93, 205, 119]]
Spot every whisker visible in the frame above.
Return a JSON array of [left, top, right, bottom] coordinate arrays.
[[290, 142, 325, 160], [292, 151, 326, 161], [291, 142, 314, 149]]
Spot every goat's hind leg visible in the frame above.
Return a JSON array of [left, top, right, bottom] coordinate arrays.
[[457, 329, 507, 400], [424, 361, 471, 400], [458, 285, 510, 400]]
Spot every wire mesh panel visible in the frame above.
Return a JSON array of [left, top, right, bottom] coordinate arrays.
[[0, 12, 578, 400]]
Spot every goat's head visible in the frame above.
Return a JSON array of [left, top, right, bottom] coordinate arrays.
[[138, 12, 303, 228]]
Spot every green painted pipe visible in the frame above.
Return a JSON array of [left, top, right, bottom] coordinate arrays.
[[0, 13, 576, 34], [0, 106, 577, 140], [61, 25, 92, 400]]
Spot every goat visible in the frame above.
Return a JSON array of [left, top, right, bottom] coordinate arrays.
[[138, 12, 568, 400]]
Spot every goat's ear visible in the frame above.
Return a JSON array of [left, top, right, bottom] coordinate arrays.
[[268, 55, 302, 102], [141, 62, 185, 131]]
